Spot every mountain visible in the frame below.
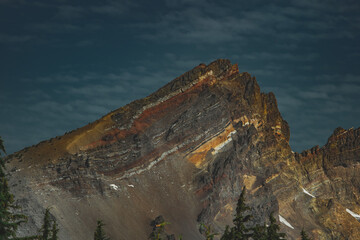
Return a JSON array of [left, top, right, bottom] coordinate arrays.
[[5, 59, 360, 239]]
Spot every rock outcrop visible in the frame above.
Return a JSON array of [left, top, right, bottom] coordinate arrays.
[[5, 59, 360, 239]]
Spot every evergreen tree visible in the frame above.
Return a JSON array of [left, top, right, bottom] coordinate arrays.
[[266, 213, 286, 240], [36, 208, 59, 240], [252, 224, 267, 240], [0, 136, 27, 240], [219, 187, 254, 240], [94, 220, 109, 240], [220, 225, 232, 240], [39, 209, 51, 240], [300, 229, 311, 240], [232, 186, 253, 240], [49, 221, 58, 240]]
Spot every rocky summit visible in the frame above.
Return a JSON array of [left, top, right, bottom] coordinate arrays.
[[5, 59, 360, 239]]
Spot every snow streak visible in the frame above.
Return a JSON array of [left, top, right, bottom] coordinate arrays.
[[302, 188, 315, 198], [279, 215, 294, 229], [346, 209, 360, 220]]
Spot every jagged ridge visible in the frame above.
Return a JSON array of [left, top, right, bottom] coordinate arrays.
[[5, 59, 360, 240]]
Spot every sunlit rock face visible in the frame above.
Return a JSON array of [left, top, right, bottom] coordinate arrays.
[[6, 59, 360, 239]]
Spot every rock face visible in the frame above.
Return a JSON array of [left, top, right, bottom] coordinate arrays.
[[5, 59, 360, 239]]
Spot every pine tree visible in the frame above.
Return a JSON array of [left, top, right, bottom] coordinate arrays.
[[36, 208, 60, 240], [220, 225, 232, 240], [232, 186, 253, 240], [252, 224, 267, 240], [94, 220, 110, 240], [39, 209, 51, 240], [50, 221, 58, 240], [0, 136, 27, 240], [219, 187, 254, 240], [300, 229, 311, 240], [266, 213, 286, 240]]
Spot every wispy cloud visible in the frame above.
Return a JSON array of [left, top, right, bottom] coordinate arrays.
[[138, 0, 359, 45], [240, 52, 318, 62], [30, 22, 83, 33], [0, 34, 34, 43], [55, 5, 85, 20], [0, 1, 135, 45]]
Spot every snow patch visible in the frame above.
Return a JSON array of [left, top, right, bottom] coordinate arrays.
[[279, 215, 294, 229], [302, 188, 316, 198], [110, 184, 119, 190], [128, 184, 134, 188], [346, 209, 360, 220]]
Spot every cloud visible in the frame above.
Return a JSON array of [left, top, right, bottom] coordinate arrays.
[[240, 52, 318, 62], [140, 6, 272, 44], [0, 1, 135, 45], [298, 91, 328, 99], [137, 0, 359, 46], [55, 5, 85, 19], [54, 1, 136, 18], [0, 0, 26, 5], [30, 23, 81, 33], [76, 40, 94, 47], [0, 34, 34, 43], [90, 3, 127, 16]]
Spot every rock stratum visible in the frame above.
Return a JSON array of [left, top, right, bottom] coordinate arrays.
[[5, 59, 360, 239]]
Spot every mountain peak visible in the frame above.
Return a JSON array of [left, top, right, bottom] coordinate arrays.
[[6, 60, 360, 240]]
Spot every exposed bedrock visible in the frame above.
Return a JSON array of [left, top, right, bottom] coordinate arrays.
[[6, 59, 360, 239]]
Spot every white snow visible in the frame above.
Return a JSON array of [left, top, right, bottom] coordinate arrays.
[[212, 130, 237, 155], [302, 188, 316, 198], [279, 215, 294, 229], [110, 184, 118, 190], [346, 209, 360, 220], [127, 184, 134, 188]]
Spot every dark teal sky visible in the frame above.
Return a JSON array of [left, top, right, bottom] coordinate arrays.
[[1, 0, 360, 153]]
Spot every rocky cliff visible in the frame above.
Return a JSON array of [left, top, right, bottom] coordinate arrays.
[[5, 59, 360, 239]]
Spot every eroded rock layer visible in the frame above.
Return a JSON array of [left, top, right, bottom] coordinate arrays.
[[6, 59, 360, 239]]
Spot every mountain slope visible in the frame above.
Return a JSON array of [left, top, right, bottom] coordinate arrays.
[[6, 59, 360, 239]]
